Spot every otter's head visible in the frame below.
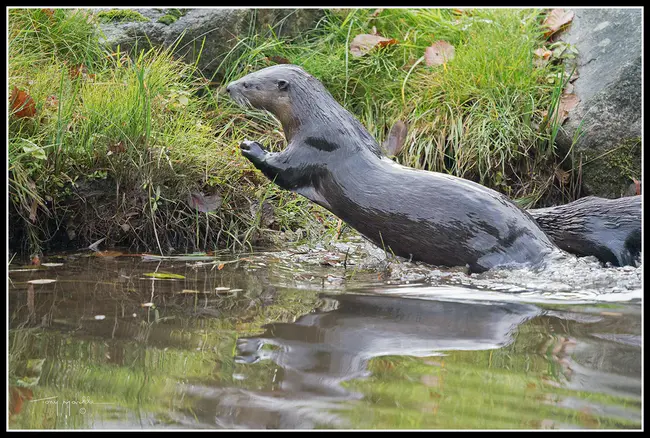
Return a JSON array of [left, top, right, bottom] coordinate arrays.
[[226, 64, 331, 139], [226, 64, 312, 114], [226, 64, 382, 155]]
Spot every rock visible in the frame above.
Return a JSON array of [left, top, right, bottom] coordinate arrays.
[[97, 8, 324, 81], [556, 8, 641, 198]]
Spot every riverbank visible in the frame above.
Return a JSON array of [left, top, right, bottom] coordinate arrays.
[[9, 8, 579, 258]]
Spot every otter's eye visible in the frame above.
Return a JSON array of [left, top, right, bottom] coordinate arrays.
[[277, 80, 289, 91], [243, 82, 250, 89]]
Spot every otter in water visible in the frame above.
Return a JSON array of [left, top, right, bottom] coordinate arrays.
[[226, 64, 557, 273], [529, 195, 641, 267], [365, 120, 642, 267]]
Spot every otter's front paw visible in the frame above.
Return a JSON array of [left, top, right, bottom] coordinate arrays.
[[240, 140, 267, 164]]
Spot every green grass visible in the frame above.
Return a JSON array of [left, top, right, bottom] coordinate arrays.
[[8, 8, 578, 257], [8, 8, 328, 257]]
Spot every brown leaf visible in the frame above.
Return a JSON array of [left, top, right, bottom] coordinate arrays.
[[350, 34, 398, 57], [10, 387, 33, 417], [543, 9, 575, 38], [108, 140, 126, 154], [31, 255, 41, 266], [187, 191, 223, 213], [29, 199, 38, 223], [555, 168, 570, 184], [266, 55, 290, 65], [69, 64, 88, 79], [557, 93, 580, 123], [10, 87, 37, 118], [94, 250, 124, 257], [533, 48, 553, 67], [424, 41, 455, 66], [544, 93, 580, 125], [533, 47, 552, 60], [370, 8, 384, 18], [382, 120, 408, 156], [217, 263, 225, 270]]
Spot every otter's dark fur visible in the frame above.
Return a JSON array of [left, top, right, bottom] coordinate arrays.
[[227, 64, 557, 273], [529, 195, 641, 266]]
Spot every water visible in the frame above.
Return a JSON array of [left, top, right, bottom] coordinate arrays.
[[8, 247, 642, 430]]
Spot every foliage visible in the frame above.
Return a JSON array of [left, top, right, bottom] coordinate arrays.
[[8, 7, 580, 257], [95, 9, 150, 24]]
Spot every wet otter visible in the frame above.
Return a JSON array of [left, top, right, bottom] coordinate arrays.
[[529, 195, 641, 266], [373, 121, 642, 267], [226, 64, 557, 273]]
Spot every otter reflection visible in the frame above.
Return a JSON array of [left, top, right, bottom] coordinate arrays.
[[203, 293, 540, 428], [237, 294, 539, 392]]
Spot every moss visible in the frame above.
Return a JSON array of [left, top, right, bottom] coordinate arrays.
[[580, 137, 641, 197], [157, 8, 187, 25], [96, 9, 150, 24], [157, 15, 176, 25]]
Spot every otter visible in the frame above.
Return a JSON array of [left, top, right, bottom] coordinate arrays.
[[528, 195, 641, 267], [367, 120, 642, 267], [226, 64, 558, 273]]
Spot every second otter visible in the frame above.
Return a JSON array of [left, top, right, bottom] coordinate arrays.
[[226, 64, 558, 273]]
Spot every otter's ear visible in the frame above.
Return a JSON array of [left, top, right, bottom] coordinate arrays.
[[277, 79, 289, 91]]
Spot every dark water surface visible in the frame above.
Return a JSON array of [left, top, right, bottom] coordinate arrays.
[[8, 251, 642, 430]]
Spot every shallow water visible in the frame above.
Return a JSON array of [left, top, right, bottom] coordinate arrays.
[[8, 248, 642, 430]]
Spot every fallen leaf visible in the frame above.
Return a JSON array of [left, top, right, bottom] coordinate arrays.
[[382, 120, 408, 156], [266, 55, 290, 64], [217, 263, 225, 270], [27, 279, 56, 284], [543, 9, 575, 38], [94, 250, 124, 257], [144, 272, 185, 280], [424, 41, 455, 66], [10, 387, 33, 417], [69, 64, 88, 79], [544, 93, 580, 125], [555, 168, 570, 184], [10, 87, 37, 118], [88, 237, 106, 252], [556, 93, 580, 124], [600, 311, 622, 317], [108, 141, 126, 154], [350, 34, 398, 57], [187, 191, 223, 213], [31, 255, 41, 266], [370, 8, 384, 18], [533, 47, 552, 60]]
